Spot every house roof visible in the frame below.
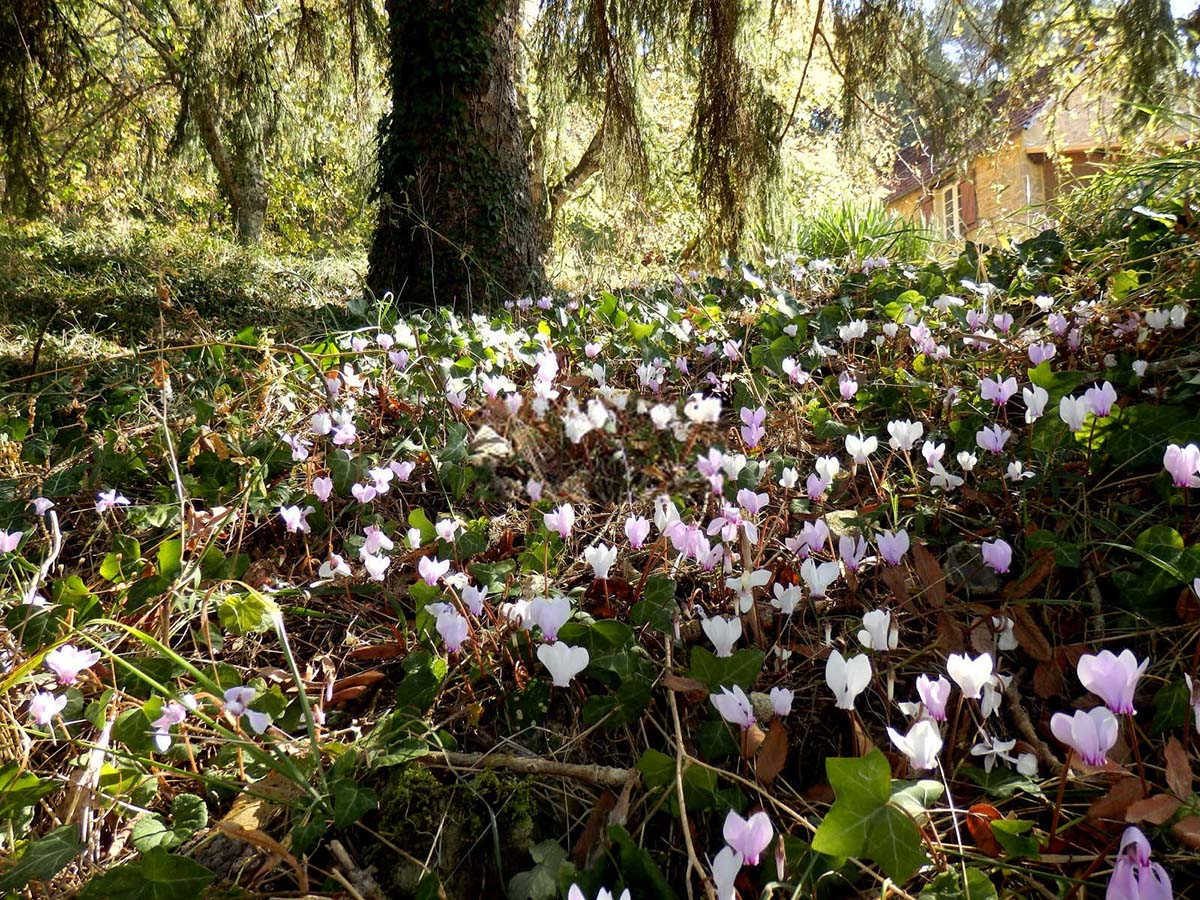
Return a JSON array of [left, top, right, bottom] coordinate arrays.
[[886, 90, 1050, 203]]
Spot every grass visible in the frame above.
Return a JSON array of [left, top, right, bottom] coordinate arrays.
[[0, 201, 1199, 898]]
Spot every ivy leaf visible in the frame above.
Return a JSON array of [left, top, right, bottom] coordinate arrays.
[[630, 575, 677, 634], [77, 848, 213, 899], [0, 825, 84, 892], [217, 589, 279, 635], [689, 646, 764, 692], [812, 750, 927, 882], [919, 867, 998, 899]]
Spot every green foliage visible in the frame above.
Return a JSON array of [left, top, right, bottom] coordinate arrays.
[[812, 750, 929, 883], [0, 826, 84, 893], [77, 848, 214, 899]]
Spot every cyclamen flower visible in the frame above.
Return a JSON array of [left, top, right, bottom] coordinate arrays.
[[702, 615, 742, 658], [711, 685, 756, 729], [537, 642, 589, 687], [461, 582, 489, 616], [976, 424, 1011, 454], [31, 497, 54, 515], [568, 887, 630, 900], [417, 555, 451, 587], [980, 539, 1012, 574], [858, 609, 898, 651], [362, 552, 390, 580], [1077, 649, 1148, 715], [726, 568, 771, 613], [839, 534, 868, 571], [826, 650, 871, 710], [279, 505, 313, 534], [711, 846, 743, 900], [723, 809, 773, 865], [980, 376, 1018, 406], [769, 686, 794, 716], [1028, 342, 1056, 365], [224, 686, 271, 734], [0, 531, 21, 553], [436, 610, 469, 653], [1163, 443, 1200, 488], [318, 554, 351, 579], [740, 406, 767, 448], [1023, 385, 1049, 423], [530, 594, 572, 641], [800, 558, 839, 598], [625, 515, 651, 548], [151, 701, 188, 751], [876, 529, 909, 566], [887, 719, 943, 770], [887, 420, 924, 452], [362, 525, 394, 555], [845, 432, 878, 464], [95, 489, 130, 513], [583, 543, 618, 580], [312, 476, 333, 501], [838, 371, 859, 399], [771, 582, 802, 615], [1050, 706, 1119, 766], [1085, 381, 1118, 417], [544, 503, 575, 539], [947, 652, 993, 699], [44, 645, 101, 685], [1059, 395, 1090, 432], [29, 692, 67, 726], [916, 674, 952, 721], [1106, 826, 1172, 900], [778, 466, 799, 489], [351, 483, 377, 504]]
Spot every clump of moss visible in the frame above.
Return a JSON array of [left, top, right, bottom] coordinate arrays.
[[366, 765, 536, 898]]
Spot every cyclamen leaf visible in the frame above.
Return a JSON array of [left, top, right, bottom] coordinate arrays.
[[0, 825, 84, 892]]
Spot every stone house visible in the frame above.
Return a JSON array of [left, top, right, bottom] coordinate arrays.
[[885, 89, 1192, 244]]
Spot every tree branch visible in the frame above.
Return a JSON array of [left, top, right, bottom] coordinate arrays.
[[424, 750, 636, 789], [544, 121, 606, 236]]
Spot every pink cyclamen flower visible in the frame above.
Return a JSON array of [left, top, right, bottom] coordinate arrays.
[[151, 701, 188, 751], [95, 489, 130, 513], [723, 809, 773, 865], [1028, 342, 1056, 365], [980, 539, 1012, 574], [916, 674, 952, 721], [436, 610, 469, 653], [711, 685, 756, 730], [312, 476, 333, 502], [976, 424, 1011, 454], [740, 406, 767, 448], [624, 515, 651, 548], [1085, 381, 1118, 418], [769, 686, 794, 716], [29, 692, 67, 725], [980, 376, 1018, 406], [417, 555, 451, 587], [223, 686, 271, 734], [44, 645, 101, 685], [544, 503, 575, 539], [1107, 826, 1172, 900], [1050, 706, 1119, 766], [279, 504, 313, 534], [0, 530, 21, 553], [876, 529, 910, 566], [1163, 443, 1200, 488], [838, 371, 859, 400], [31, 497, 55, 515], [1077, 649, 1148, 716]]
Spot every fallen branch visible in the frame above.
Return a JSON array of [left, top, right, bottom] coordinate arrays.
[[425, 750, 637, 789]]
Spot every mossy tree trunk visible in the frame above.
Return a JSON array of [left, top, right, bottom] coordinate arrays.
[[367, 0, 545, 309]]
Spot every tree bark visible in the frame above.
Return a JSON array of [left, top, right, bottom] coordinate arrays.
[[367, 0, 545, 309]]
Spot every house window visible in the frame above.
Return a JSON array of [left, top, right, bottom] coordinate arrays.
[[937, 183, 961, 240]]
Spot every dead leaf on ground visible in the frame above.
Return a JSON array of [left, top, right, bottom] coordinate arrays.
[[1165, 737, 1192, 799], [755, 719, 789, 786], [1008, 604, 1052, 662], [912, 543, 946, 608], [1002, 548, 1056, 601], [1125, 793, 1182, 825], [1088, 776, 1145, 821], [966, 804, 1003, 857], [1172, 815, 1200, 849]]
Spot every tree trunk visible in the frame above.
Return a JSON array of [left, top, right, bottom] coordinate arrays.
[[367, 0, 544, 309]]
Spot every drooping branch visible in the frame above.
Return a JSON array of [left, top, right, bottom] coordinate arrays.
[[544, 120, 605, 237]]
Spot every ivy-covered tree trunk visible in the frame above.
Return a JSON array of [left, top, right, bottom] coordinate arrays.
[[367, 0, 544, 308]]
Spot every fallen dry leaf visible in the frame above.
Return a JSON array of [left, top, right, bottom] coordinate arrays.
[[1087, 776, 1145, 821], [755, 719, 789, 786], [1125, 793, 1182, 825], [1165, 737, 1192, 799]]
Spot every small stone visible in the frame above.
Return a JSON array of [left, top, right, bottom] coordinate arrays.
[[467, 425, 511, 466], [749, 691, 776, 724], [824, 509, 863, 539], [945, 541, 1001, 595]]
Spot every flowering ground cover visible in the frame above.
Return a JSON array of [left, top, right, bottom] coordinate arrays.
[[2, 212, 1200, 898]]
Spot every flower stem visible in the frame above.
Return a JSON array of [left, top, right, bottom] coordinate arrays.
[[1047, 747, 1072, 847]]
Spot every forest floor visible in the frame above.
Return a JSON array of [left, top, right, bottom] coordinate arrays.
[[2, 209, 1200, 899]]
